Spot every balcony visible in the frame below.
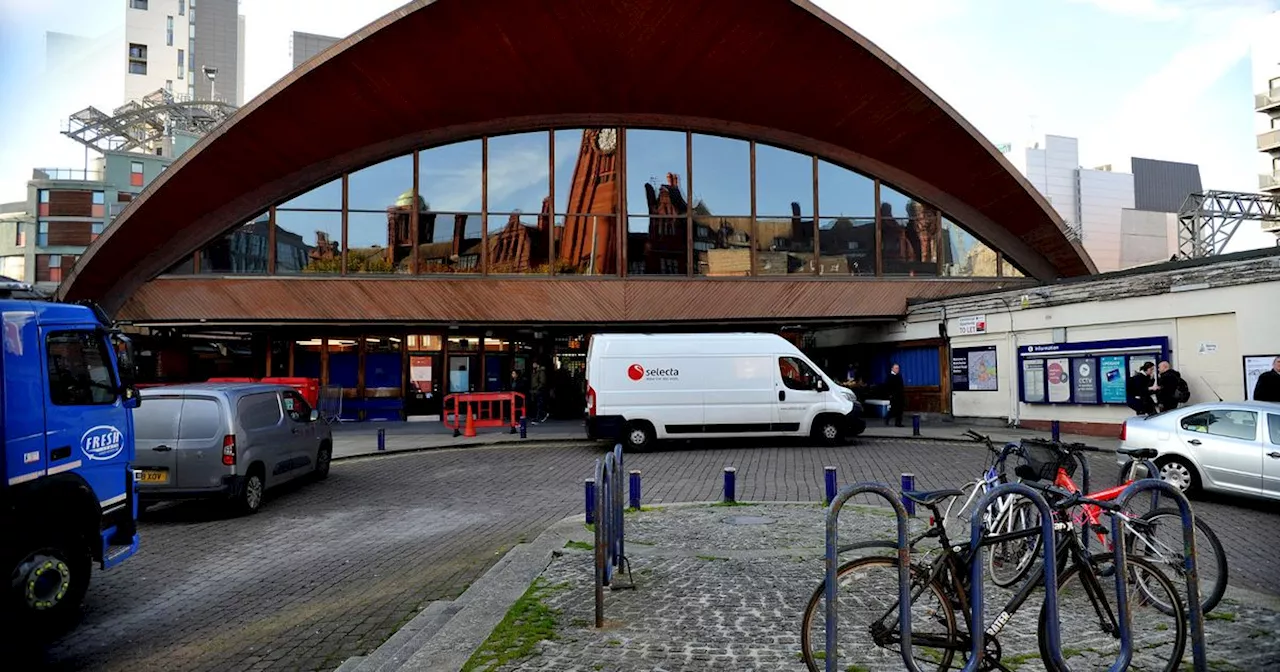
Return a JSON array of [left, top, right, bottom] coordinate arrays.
[[1257, 89, 1280, 113], [1262, 172, 1280, 192], [32, 167, 104, 182], [1259, 129, 1280, 153]]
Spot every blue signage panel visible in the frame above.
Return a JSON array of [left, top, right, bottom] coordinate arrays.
[[1099, 356, 1127, 404], [1018, 337, 1168, 406], [1071, 357, 1098, 404]]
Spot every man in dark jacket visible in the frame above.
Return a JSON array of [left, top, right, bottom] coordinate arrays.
[[884, 363, 905, 428], [1155, 361, 1185, 412], [1254, 357, 1280, 403], [1126, 362, 1158, 416]]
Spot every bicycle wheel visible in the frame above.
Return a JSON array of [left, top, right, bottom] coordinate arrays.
[[1038, 553, 1186, 672], [1125, 507, 1228, 615], [987, 497, 1043, 588], [800, 556, 957, 672]]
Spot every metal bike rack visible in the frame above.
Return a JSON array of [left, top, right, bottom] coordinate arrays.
[[823, 482, 919, 672], [593, 444, 631, 628], [964, 483, 1071, 672], [1112, 479, 1207, 672]]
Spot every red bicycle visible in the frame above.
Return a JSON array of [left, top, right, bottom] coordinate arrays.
[[999, 438, 1228, 614]]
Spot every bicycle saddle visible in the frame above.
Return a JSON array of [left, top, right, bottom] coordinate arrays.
[[1116, 446, 1159, 459], [901, 488, 965, 506]]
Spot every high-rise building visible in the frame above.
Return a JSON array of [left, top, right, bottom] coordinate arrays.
[[292, 31, 341, 69], [124, 0, 241, 105], [1007, 136, 1203, 271], [1252, 11, 1280, 239]]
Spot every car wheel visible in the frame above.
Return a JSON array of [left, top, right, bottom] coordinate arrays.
[[812, 416, 844, 446], [314, 443, 332, 480], [236, 468, 265, 515], [1158, 457, 1199, 494], [623, 421, 654, 452]]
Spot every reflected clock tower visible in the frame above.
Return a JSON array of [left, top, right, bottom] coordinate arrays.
[[554, 129, 619, 273]]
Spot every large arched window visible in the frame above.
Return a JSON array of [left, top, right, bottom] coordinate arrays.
[[180, 128, 1008, 279]]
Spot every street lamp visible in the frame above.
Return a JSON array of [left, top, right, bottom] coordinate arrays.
[[202, 65, 218, 101]]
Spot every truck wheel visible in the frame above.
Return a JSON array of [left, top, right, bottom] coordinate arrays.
[[623, 421, 655, 452], [3, 529, 91, 639], [235, 467, 266, 515], [811, 416, 844, 446]]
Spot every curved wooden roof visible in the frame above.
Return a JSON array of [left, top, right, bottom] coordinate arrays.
[[59, 0, 1093, 311]]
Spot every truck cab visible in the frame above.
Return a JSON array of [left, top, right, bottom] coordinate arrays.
[[2, 299, 141, 639]]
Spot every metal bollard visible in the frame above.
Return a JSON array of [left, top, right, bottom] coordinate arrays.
[[1051, 419, 1061, 442], [585, 478, 596, 525], [901, 473, 916, 516], [629, 470, 642, 510], [824, 466, 838, 505], [377, 428, 386, 451], [519, 415, 527, 439], [723, 467, 737, 504], [911, 414, 921, 436]]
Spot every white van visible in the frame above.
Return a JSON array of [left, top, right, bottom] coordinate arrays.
[[584, 332, 865, 450]]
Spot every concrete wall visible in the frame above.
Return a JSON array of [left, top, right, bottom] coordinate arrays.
[[1077, 169, 1134, 273], [292, 31, 341, 69], [1119, 209, 1177, 268], [193, 0, 240, 104]]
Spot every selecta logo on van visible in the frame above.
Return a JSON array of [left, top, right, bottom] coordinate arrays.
[[626, 363, 680, 381], [80, 425, 125, 461]]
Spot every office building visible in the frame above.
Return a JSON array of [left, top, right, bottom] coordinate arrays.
[[1253, 10, 1280, 243], [125, 0, 242, 104], [292, 31, 341, 69]]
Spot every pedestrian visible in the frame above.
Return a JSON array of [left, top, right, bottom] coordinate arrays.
[[884, 363, 905, 428], [1155, 360, 1188, 412], [530, 360, 549, 423], [1254, 356, 1280, 403], [1126, 362, 1158, 416]]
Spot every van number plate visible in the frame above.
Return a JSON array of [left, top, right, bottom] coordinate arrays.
[[138, 469, 169, 484]]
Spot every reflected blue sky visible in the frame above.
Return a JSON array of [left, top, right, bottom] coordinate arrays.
[[626, 130, 685, 215], [754, 143, 812, 216]]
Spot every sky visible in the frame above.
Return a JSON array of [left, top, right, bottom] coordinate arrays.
[[0, 0, 1277, 250]]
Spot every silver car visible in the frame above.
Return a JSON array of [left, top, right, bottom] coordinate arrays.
[[1118, 400, 1280, 501], [132, 382, 334, 514]]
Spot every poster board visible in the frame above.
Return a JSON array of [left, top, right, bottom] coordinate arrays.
[[1244, 355, 1279, 401], [951, 346, 998, 392], [1018, 337, 1167, 405]]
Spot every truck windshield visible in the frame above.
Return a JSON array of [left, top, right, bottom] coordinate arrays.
[[47, 330, 118, 406]]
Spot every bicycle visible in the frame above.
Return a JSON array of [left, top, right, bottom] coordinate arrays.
[[799, 478, 1187, 672], [995, 438, 1228, 614]]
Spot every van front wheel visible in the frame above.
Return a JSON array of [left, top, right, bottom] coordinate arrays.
[[811, 416, 844, 446], [623, 422, 655, 452]]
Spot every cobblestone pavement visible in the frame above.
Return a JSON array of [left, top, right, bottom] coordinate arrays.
[[15, 438, 1279, 671], [500, 504, 1280, 672]]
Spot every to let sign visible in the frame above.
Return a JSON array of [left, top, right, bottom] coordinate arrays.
[[957, 315, 987, 335]]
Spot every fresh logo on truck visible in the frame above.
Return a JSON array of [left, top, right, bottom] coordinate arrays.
[[627, 364, 680, 381], [81, 425, 125, 461]]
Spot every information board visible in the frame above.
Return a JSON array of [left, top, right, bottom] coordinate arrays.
[[1022, 359, 1046, 403], [1099, 355, 1128, 404], [1071, 357, 1098, 404], [1244, 355, 1280, 401], [951, 346, 999, 392], [1017, 337, 1168, 406], [1046, 357, 1071, 403]]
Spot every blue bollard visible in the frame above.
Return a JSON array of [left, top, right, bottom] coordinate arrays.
[[1051, 419, 1061, 442], [901, 473, 916, 516], [585, 478, 596, 525], [377, 428, 386, 451], [723, 467, 737, 504], [519, 415, 527, 439], [629, 470, 642, 510], [911, 414, 921, 436], [824, 466, 838, 505]]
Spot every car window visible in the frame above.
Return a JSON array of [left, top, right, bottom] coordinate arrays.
[[778, 357, 819, 391], [282, 390, 312, 422], [134, 398, 182, 440], [1180, 410, 1257, 442], [1269, 414, 1280, 447], [237, 392, 282, 431], [178, 398, 222, 441], [46, 330, 117, 406]]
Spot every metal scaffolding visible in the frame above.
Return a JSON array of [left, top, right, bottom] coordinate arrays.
[[1177, 190, 1280, 259], [61, 88, 237, 154]]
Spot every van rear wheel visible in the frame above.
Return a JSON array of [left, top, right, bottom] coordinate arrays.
[[812, 416, 844, 446], [623, 422, 655, 452]]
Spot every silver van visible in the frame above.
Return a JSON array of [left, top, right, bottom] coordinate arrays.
[[132, 382, 334, 514]]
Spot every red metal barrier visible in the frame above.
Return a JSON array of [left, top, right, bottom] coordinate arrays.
[[442, 392, 526, 434], [261, 377, 321, 409]]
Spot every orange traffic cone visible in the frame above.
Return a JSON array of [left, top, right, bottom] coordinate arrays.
[[463, 406, 477, 438]]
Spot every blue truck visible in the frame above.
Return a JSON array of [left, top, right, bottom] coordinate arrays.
[[2, 296, 142, 638]]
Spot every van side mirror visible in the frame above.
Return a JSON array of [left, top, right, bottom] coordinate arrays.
[[815, 379, 828, 392], [122, 385, 141, 409], [309, 409, 320, 423]]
